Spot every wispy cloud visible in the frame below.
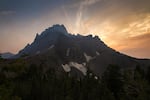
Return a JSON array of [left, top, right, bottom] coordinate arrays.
[[62, 0, 102, 33], [75, 0, 101, 33], [81, 0, 101, 6]]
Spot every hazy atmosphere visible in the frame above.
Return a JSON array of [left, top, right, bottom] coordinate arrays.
[[0, 0, 150, 58]]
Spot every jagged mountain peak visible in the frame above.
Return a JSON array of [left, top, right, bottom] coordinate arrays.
[[34, 24, 69, 42], [15, 24, 105, 57], [44, 24, 68, 35]]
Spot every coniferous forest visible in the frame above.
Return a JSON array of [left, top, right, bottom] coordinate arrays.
[[0, 57, 150, 100]]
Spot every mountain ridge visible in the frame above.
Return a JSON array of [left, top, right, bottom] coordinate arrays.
[[11, 24, 150, 77], [0, 52, 15, 59]]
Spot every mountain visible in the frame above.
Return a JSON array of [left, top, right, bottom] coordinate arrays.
[[13, 24, 150, 77], [1, 52, 15, 59], [1, 24, 150, 100]]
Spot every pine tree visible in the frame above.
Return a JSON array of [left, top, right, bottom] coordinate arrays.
[[0, 53, 3, 61], [146, 66, 150, 83], [101, 64, 123, 100]]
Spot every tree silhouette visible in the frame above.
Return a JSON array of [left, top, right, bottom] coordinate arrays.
[[101, 64, 123, 99]]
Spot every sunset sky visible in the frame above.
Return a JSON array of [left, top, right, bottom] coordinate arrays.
[[0, 0, 150, 58]]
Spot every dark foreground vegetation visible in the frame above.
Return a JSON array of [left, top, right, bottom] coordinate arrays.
[[0, 58, 150, 100]]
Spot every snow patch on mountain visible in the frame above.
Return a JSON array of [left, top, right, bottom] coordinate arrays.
[[83, 62, 86, 66], [84, 53, 95, 62], [62, 64, 71, 72], [94, 76, 98, 80], [48, 45, 55, 50], [62, 62, 87, 75], [96, 51, 100, 56], [69, 62, 87, 75], [66, 48, 70, 56]]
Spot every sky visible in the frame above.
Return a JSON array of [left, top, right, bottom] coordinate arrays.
[[0, 0, 150, 58]]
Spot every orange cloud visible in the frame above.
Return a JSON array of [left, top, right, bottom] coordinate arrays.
[[116, 33, 150, 58]]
